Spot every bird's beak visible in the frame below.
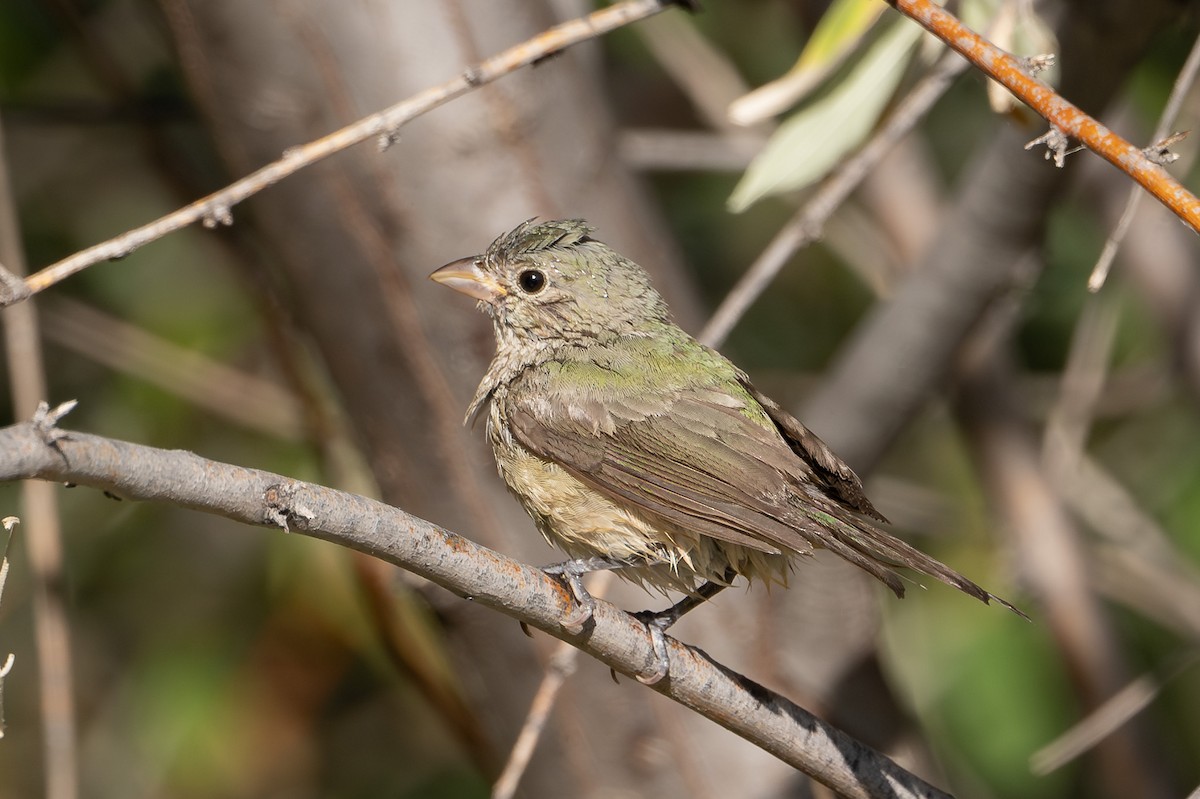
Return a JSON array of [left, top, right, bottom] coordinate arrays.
[[429, 256, 506, 302]]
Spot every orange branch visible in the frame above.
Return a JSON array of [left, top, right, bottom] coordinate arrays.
[[886, 0, 1200, 235]]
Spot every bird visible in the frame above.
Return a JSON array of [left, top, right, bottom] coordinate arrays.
[[431, 218, 1023, 683]]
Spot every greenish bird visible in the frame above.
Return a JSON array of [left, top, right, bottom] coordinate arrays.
[[432, 219, 1022, 682]]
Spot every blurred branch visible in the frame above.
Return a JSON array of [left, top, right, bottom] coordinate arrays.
[[635, 12, 757, 134], [802, 0, 1181, 473], [1042, 289, 1120, 477], [0, 515, 17, 739], [632, 11, 766, 168], [885, 0, 1200, 233], [489, 623, 578, 791], [4, 0, 679, 307], [957, 353, 1174, 799], [1032, 650, 1200, 775], [40, 296, 305, 440], [619, 129, 764, 171], [1092, 543, 1200, 641], [492, 570, 613, 799], [0, 114, 78, 799], [492, 641, 580, 799], [0, 415, 953, 799], [700, 46, 968, 347], [1088, 30, 1200, 290]]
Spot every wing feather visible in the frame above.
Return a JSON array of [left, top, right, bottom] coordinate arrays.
[[742, 380, 887, 522], [506, 385, 824, 557], [503, 364, 1026, 617]]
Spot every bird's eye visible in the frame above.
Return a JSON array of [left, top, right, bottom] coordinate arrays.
[[517, 269, 546, 294]]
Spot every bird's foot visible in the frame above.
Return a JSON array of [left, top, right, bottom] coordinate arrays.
[[630, 610, 674, 685], [543, 556, 628, 634], [629, 572, 735, 684]]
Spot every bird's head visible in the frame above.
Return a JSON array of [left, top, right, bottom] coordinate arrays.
[[430, 219, 670, 349]]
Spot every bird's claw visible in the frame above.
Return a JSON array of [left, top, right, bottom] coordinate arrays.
[[632, 609, 673, 684], [637, 624, 671, 685], [544, 556, 629, 634], [557, 571, 595, 634]]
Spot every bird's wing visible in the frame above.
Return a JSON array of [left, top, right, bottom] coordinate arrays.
[[740, 379, 888, 522], [506, 370, 1026, 616], [505, 375, 858, 560]]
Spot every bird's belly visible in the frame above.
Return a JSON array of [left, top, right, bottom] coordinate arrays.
[[499, 442, 673, 562], [488, 416, 788, 592]]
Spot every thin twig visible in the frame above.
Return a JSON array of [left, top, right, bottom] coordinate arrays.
[[635, 12, 762, 136], [492, 569, 613, 799], [5, 0, 674, 306], [491, 644, 580, 799], [40, 297, 305, 440], [1041, 290, 1120, 476], [700, 47, 969, 347], [1089, 30, 1200, 290], [0, 113, 78, 799], [0, 419, 952, 799], [1031, 650, 1200, 774], [0, 515, 18, 740], [886, 0, 1200, 234]]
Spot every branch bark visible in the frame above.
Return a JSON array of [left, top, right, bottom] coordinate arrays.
[[886, 0, 1200, 233], [3, 0, 675, 305], [804, 0, 1186, 472], [0, 418, 951, 799]]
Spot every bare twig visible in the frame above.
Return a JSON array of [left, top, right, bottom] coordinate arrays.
[[0, 113, 78, 799], [1089, 31, 1200, 290], [0, 420, 953, 799], [491, 644, 580, 799], [0, 515, 18, 740], [885, 0, 1200, 233], [958, 356, 1173, 799], [1032, 651, 1200, 774], [5, 0, 676, 307], [700, 47, 969, 347], [1042, 290, 1120, 477], [40, 297, 305, 440], [619, 129, 764, 171], [492, 569, 613, 799]]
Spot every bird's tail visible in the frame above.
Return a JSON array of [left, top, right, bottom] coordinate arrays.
[[803, 492, 1028, 620]]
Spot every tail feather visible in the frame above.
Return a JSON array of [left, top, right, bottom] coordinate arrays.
[[803, 496, 1028, 620]]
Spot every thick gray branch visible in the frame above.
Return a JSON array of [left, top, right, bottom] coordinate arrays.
[[0, 421, 949, 799]]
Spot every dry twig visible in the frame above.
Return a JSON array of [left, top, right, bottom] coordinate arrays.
[[700, 47, 969, 347], [0, 515, 18, 740], [0, 114, 78, 799], [4, 0, 678, 307], [886, 0, 1200, 233], [1088, 31, 1200, 290]]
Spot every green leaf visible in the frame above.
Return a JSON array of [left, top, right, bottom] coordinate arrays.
[[728, 19, 923, 213], [728, 0, 884, 126], [796, 0, 885, 71]]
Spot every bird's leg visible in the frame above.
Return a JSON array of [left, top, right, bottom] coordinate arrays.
[[632, 568, 737, 685], [542, 556, 633, 633]]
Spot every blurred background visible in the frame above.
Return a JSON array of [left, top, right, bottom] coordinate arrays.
[[1, 0, 1199, 797]]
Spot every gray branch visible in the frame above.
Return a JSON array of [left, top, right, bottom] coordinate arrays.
[[0, 419, 950, 799]]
